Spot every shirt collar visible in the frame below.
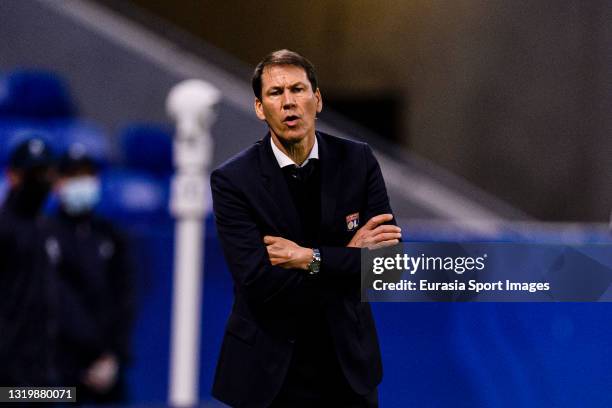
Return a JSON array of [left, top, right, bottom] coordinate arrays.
[[270, 134, 319, 168]]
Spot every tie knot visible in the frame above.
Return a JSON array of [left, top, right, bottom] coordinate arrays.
[[284, 160, 317, 182]]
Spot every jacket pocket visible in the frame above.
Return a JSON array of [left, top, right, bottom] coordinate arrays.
[[226, 314, 258, 346]]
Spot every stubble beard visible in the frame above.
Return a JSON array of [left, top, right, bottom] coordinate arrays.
[[281, 138, 306, 162], [273, 128, 313, 165]]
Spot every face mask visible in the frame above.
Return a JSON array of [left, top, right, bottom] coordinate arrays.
[[58, 175, 101, 215]]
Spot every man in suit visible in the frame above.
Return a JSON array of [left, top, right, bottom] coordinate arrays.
[[0, 136, 60, 387], [52, 146, 134, 404], [211, 49, 401, 407]]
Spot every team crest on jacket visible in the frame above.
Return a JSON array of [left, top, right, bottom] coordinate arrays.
[[346, 212, 360, 231]]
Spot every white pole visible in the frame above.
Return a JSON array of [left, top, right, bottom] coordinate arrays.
[[170, 219, 203, 406], [166, 80, 220, 407]]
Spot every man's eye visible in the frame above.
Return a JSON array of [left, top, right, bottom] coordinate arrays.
[[293, 87, 304, 92]]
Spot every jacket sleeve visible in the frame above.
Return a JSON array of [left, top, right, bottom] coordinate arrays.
[[211, 169, 310, 305], [108, 227, 136, 363], [319, 144, 396, 279]]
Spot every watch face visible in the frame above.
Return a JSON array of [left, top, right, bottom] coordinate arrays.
[[308, 249, 321, 275]]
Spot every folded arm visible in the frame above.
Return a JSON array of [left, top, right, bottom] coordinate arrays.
[[267, 145, 401, 278], [211, 170, 307, 305]]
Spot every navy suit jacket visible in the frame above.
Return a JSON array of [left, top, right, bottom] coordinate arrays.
[[211, 131, 394, 407]]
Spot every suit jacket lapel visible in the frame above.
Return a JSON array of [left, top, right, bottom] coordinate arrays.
[[258, 133, 304, 241], [318, 132, 340, 235]]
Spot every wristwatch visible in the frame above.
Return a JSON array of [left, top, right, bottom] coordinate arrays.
[[308, 248, 321, 275]]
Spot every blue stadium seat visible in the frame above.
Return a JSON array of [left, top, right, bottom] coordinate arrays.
[[96, 168, 171, 225], [0, 69, 75, 119], [119, 123, 174, 176]]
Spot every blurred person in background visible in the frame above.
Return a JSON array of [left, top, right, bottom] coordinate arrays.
[[52, 144, 135, 404], [0, 136, 61, 387]]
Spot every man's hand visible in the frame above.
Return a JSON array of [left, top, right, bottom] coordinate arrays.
[[81, 352, 119, 394], [347, 213, 401, 249], [264, 236, 313, 270]]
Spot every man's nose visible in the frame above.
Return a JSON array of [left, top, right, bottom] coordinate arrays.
[[281, 90, 296, 109]]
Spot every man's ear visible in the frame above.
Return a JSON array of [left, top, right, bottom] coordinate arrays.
[[254, 98, 266, 121], [315, 88, 323, 113]]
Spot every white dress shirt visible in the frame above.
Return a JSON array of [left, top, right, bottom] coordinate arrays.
[[270, 135, 319, 168]]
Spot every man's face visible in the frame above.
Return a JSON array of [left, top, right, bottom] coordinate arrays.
[[255, 64, 322, 147], [7, 166, 55, 189]]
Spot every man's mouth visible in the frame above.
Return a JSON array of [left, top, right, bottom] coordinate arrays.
[[283, 115, 300, 127]]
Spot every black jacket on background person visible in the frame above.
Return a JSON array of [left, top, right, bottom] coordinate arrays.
[[52, 208, 134, 402], [211, 132, 394, 407], [0, 189, 61, 387]]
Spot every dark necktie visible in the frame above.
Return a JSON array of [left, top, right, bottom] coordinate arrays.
[[283, 159, 317, 182]]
